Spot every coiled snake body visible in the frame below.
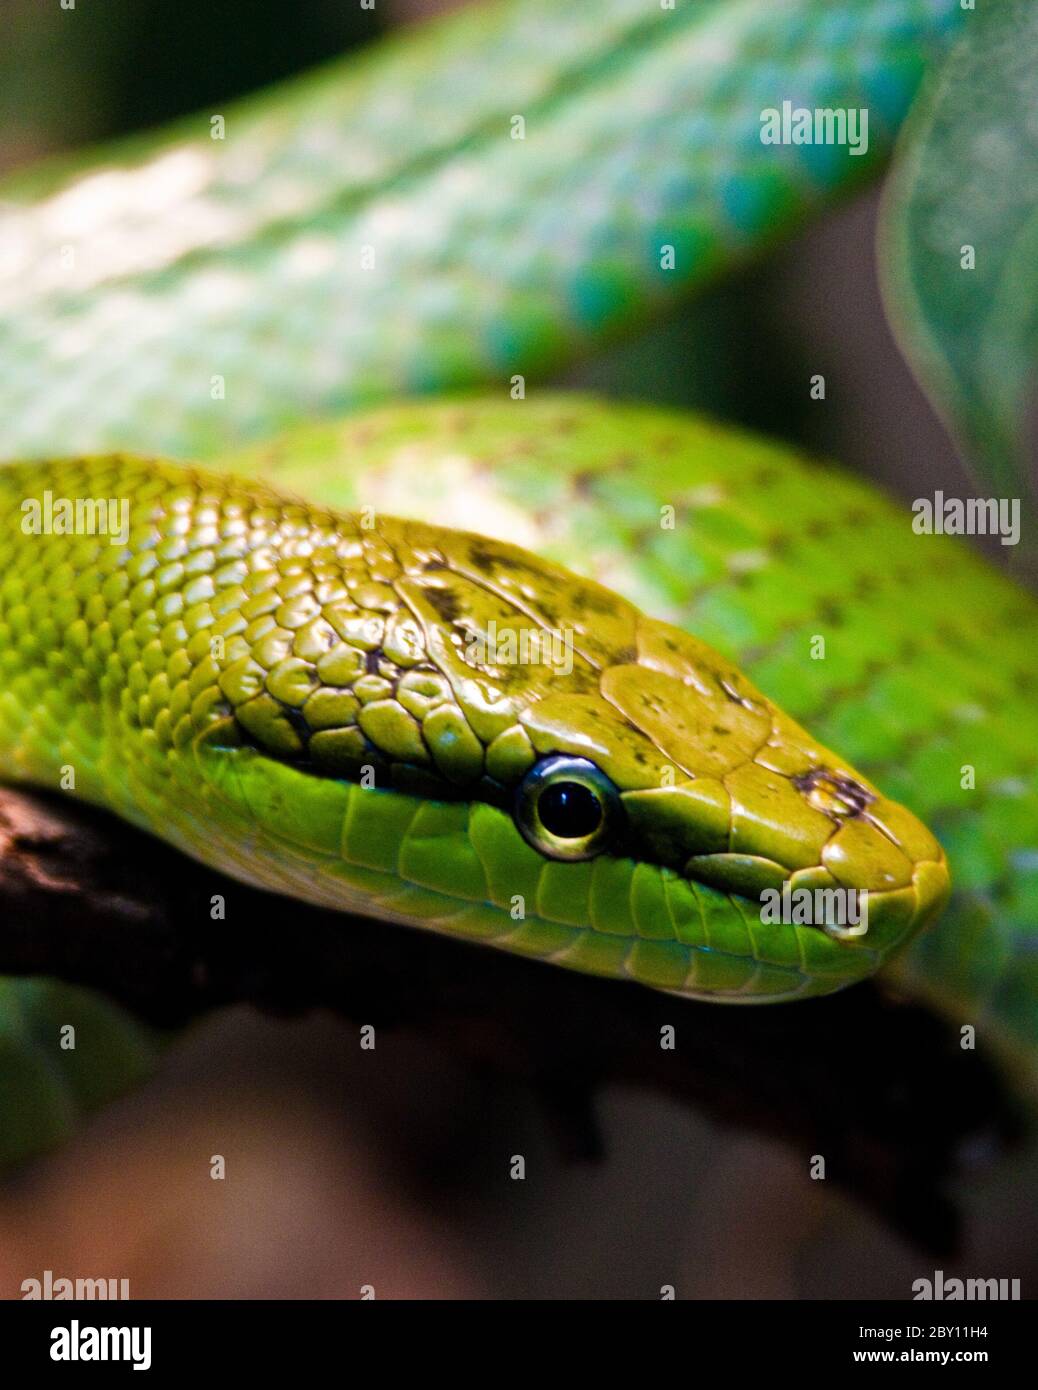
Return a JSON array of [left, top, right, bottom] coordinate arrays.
[[0, 0, 1036, 1162]]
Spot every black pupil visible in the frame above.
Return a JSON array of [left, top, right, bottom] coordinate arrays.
[[538, 781, 603, 839]]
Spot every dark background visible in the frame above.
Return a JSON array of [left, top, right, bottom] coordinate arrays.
[[0, 0, 1034, 1299]]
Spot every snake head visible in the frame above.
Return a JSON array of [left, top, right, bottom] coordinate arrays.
[[24, 455, 943, 1005], [504, 611, 950, 1000], [182, 495, 949, 1004]]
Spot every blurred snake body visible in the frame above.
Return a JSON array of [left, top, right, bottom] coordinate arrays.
[[0, 0, 1037, 1160]]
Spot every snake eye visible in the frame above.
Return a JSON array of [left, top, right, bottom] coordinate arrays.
[[514, 755, 622, 861]]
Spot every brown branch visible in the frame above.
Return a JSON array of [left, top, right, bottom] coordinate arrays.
[[0, 784, 1020, 1252]]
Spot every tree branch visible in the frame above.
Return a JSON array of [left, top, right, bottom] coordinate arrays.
[[0, 785, 1019, 1253]]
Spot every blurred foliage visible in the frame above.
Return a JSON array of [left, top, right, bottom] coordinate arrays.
[[567, 271, 810, 444], [0, 977, 159, 1169], [882, 0, 1038, 509], [0, 0, 383, 174]]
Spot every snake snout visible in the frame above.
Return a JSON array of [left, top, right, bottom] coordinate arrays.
[[589, 615, 951, 964], [826, 788, 951, 946]]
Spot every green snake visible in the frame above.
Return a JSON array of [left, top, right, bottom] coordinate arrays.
[[1, 0, 1037, 1164]]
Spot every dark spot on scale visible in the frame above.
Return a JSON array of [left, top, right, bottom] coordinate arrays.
[[468, 542, 544, 580], [793, 767, 874, 817], [467, 544, 498, 575], [898, 637, 919, 664], [573, 587, 615, 616], [365, 649, 382, 675], [719, 678, 755, 710], [422, 585, 462, 623], [818, 600, 844, 627], [854, 572, 880, 599]]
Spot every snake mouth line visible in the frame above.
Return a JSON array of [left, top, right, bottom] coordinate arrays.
[[681, 849, 950, 936], [219, 732, 949, 952]]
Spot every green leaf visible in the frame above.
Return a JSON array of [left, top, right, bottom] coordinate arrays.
[[880, 0, 1038, 506], [0, 978, 161, 1170]]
